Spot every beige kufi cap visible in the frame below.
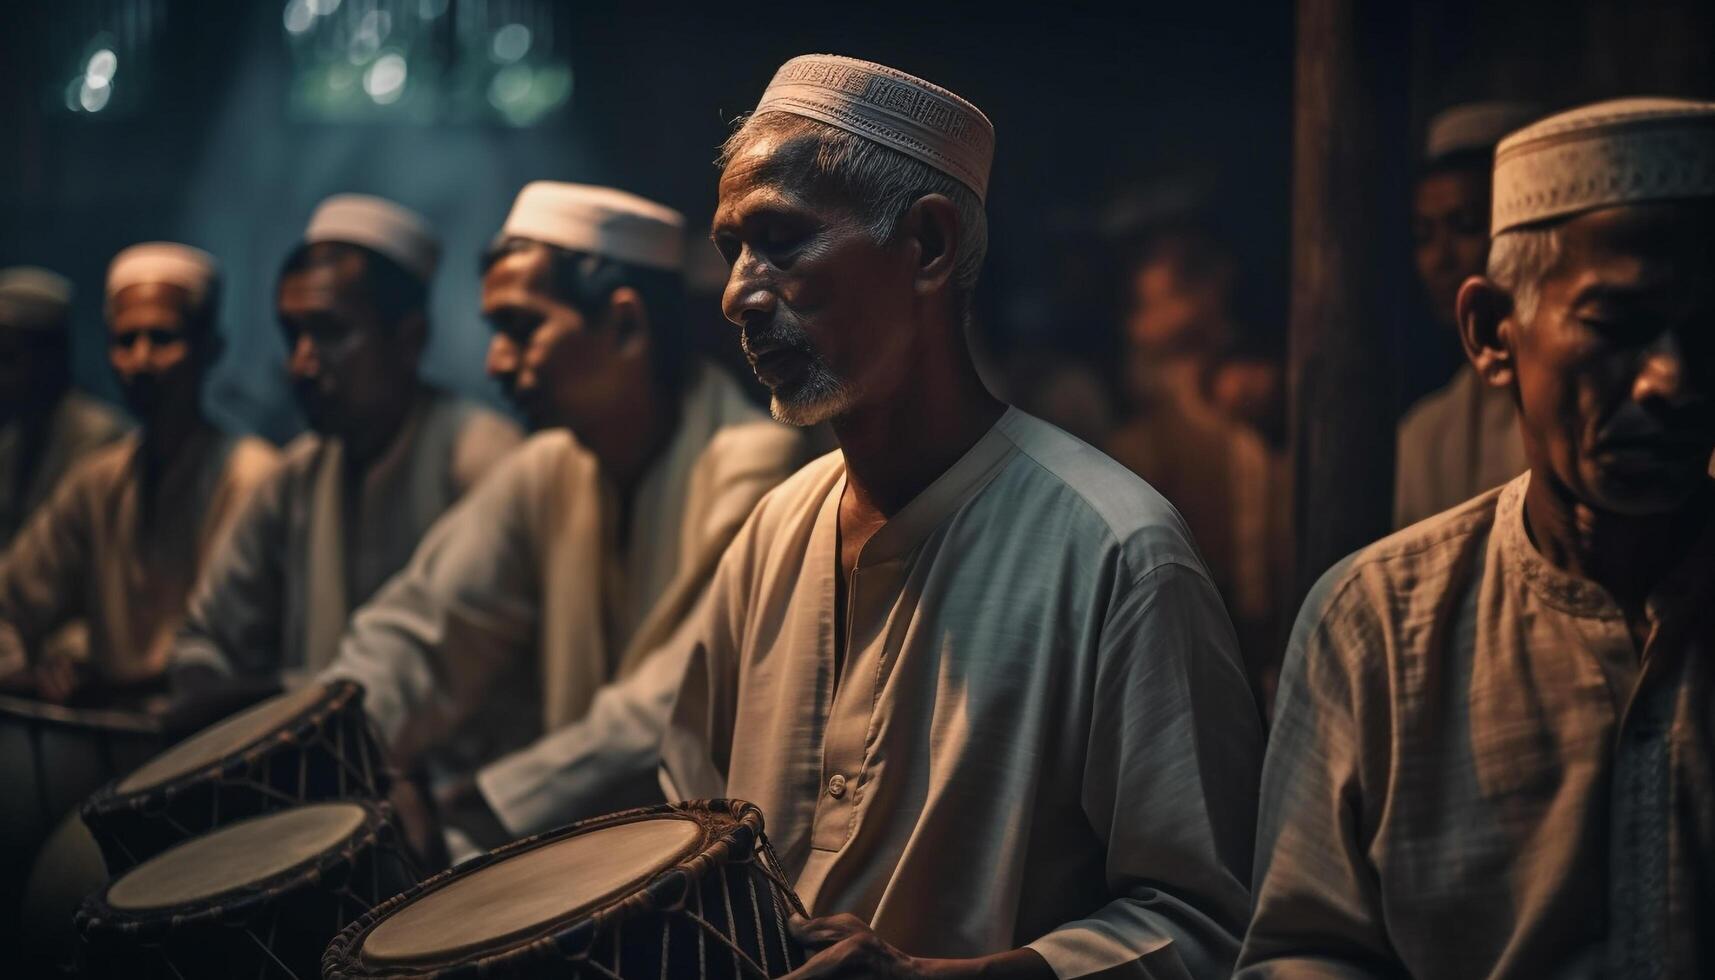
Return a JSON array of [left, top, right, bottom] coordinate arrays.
[[1425, 101, 1542, 161], [304, 193, 441, 282], [752, 54, 995, 201], [500, 182, 685, 271], [1492, 96, 1715, 235], [106, 242, 220, 313], [0, 266, 73, 330]]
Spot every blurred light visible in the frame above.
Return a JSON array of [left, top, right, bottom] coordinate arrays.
[[65, 77, 85, 112], [491, 23, 531, 63], [326, 64, 358, 91], [418, 0, 449, 18], [364, 52, 407, 103], [307, 0, 341, 14], [283, 0, 315, 34], [79, 76, 112, 112], [86, 49, 118, 85], [488, 63, 532, 107]]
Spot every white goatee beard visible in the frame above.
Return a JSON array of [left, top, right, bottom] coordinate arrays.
[[769, 367, 856, 427]]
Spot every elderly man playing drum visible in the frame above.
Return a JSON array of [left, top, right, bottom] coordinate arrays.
[[1240, 98, 1715, 978], [635, 55, 1263, 979]]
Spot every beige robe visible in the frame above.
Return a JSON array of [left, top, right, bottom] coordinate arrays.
[[0, 391, 131, 544], [321, 364, 805, 796], [661, 408, 1262, 978], [1240, 473, 1715, 978], [0, 425, 278, 684], [171, 389, 522, 678], [1393, 364, 1528, 529]]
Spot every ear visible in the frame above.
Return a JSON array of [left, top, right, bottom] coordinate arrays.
[[1456, 275, 1516, 389], [603, 286, 652, 358], [901, 193, 961, 298]]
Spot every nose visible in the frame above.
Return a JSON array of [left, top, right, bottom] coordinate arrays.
[[721, 250, 777, 328], [487, 334, 519, 382], [1634, 330, 1698, 409], [288, 335, 320, 381]]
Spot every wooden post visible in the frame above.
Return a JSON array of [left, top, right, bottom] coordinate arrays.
[[1289, 0, 1412, 601]]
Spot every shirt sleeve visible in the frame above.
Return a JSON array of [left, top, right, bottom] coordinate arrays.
[[0, 459, 99, 669], [320, 451, 539, 750], [450, 408, 524, 497], [1027, 561, 1264, 980], [170, 464, 290, 677], [1235, 564, 1399, 977]]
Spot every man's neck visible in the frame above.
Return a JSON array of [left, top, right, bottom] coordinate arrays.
[[1521, 467, 1714, 608], [342, 386, 421, 471], [578, 382, 679, 499], [833, 336, 1005, 519]]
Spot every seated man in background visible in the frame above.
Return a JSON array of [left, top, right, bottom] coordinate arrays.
[[0, 243, 277, 701], [320, 182, 804, 853], [1241, 98, 1715, 978], [171, 194, 520, 688], [661, 54, 1261, 979], [0, 266, 130, 545]]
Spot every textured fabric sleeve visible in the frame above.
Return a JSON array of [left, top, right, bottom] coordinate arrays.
[[320, 449, 539, 748], [0, 457, 99, 669], [1027, 562, 1263, 980], [449, 407, 524, 497], [1235, 562, 1399, 978], [171, 464, 291, 677]]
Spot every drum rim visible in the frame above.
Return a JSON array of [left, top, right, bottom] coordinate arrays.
[[76, 798, 396, 937], [324, 799, 789, 978], [82, 679, 368, 814], [0, 691, 166, 736]]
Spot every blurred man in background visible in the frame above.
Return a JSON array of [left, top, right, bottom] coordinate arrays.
[[0, 267, 130, 544], [0, 243, 277, 701], [171, 194, 520, 687], [1394, 101, 1541, 528]]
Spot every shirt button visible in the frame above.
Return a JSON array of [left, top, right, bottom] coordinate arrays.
[[826, 774, 847, 799]]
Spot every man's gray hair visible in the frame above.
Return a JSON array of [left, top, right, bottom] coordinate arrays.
[[1485, 225, 1563, 324], [719, 111, 989, 321]]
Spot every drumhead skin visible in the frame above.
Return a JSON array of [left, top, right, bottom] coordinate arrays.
[[117, 683, 328, 794], [107, 802, 367, 910], [361, 816, 703, 965]]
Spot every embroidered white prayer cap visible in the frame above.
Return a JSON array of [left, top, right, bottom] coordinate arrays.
[[499, 182, 685, 272], [0, 266, 73, 330], [1492, 96, 1715, 236], [304, 193, 441, 283], [105, 242, 220, 313], [751, 54, 995, 202], [1425, 101, 1542, 162]]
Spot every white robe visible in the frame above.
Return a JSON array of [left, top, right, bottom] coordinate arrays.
[[661, 408, 1262, 978], [0, 390, 131, 544], [1393, 364, 1527, 529], [171, 388, 522, 678], [320, 364, 805, 807]]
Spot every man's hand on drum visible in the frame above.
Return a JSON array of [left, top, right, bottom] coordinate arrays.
[[388, 774, 451, 873], [784, 914, 1053, 980], [32, 650, 91, 703]]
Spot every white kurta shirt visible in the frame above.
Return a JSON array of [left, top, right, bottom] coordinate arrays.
[[1240, 473, 1715, 978], [321, 364, 805, 803], [661, 408, 1262, 979], [1393, 364, 1527, 529], [171, 388, 521, 677], [0, 390, 131, 545]]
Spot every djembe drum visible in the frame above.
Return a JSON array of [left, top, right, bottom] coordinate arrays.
[[81, 679, 389, 871], [325, 799, 808, 979]]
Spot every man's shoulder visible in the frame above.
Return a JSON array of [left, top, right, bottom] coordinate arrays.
[[221, 434, 284, 490], [1397, 365, 1477, 448], [55, 390, 132, 445], [991, 409, 1207, 581]]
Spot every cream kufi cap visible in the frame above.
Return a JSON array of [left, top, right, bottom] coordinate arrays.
[[0, 266, 73, 330], [500, 182, 685, 271], [1492, 96, 1715, 236], [753, 54, 995, 201], [304, 193, 441, 283], [1425, 101, 1542, 161], [106, 242, 220, 312]]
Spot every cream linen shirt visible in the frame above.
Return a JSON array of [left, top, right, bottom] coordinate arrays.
[[661, 408, 1262, 979], [171, 388, 521, 677], [321, 364, 804, 798], [1393, 365, 1528, 529], [0, 425, 278, 683], [1240, 473, 1715, 978], [0, 390, 131, 544]]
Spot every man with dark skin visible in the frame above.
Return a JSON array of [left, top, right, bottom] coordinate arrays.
[[0, 244, 276, 701], [170, 195, 519, 690], [1241, 98, 1715, 979], [659, 55, 1259, 980]]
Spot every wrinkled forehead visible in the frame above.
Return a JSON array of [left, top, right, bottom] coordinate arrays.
[[481, 242, 558, 304], [109, 281, 193, 331], [1555, 201, 1715, 282], [278, 253, 372, 312], [714, 126, 830, 223]]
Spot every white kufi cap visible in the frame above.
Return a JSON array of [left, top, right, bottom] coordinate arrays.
[[106, 243, 220, 313], [1492, 96, 1715, 236], [304, 193, 441, 282], [1425, 101, 1542, 162], [0, 266, 73, 330], [752, 54, 995, 201], [499, 182, 685, 271]]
